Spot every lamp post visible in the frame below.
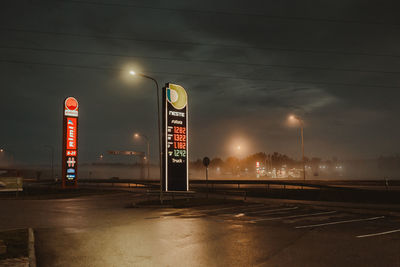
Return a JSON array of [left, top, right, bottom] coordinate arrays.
[[236, 145, 242, 176], [134, 133, 150, 180], [129, 70, 163, 203], [0, 148, 15, 167], [289, 115, 306, 182]]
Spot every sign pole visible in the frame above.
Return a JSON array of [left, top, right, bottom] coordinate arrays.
[[163, 83, 189, 192], [62, 97, 79, 189]]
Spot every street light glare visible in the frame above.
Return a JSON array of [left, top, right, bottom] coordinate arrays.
[[129, 70, 136, 75], [288, 114, 299, 122], [134, 133, 139, 138]]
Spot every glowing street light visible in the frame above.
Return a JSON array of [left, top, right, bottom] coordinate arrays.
[[134, 132, 150, 180], [129, 70, 163, 203], [288, 114, 306, 182]]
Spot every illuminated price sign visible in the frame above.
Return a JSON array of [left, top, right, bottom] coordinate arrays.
[[163, 83, 188, 191], [62, 96, 79, 188]]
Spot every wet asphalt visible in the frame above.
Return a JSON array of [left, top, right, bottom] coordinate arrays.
[[1, 191, 400, 267]]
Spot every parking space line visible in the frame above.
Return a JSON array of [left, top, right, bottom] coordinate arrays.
[[194, 204, 265, 213], [246, 206, 298, 215], [356, 228, 400, 238], [250, 210, 336, 222], [296, 216, 385, 229]]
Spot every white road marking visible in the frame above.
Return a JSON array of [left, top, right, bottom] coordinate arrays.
[[357, 228, 400, 238], [246, 206, 298, 215], [296, 216, 385, 229], [250, 210, 337, 222], [194, 204, 265, 213]]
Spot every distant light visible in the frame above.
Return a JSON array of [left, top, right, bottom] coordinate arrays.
[[237, 145, 241, 150], [0, 149, 3, 152], [134, 133, 140, 138], [100, 154, 104, 159], [129, 70, 136, 75]]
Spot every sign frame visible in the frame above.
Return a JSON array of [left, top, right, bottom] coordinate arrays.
[[62, 96, 79, 188], [162, 83, 189, 192]]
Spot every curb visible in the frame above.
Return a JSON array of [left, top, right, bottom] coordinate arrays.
[[202, 192, 400, 217], [28, 228, 36, 267]]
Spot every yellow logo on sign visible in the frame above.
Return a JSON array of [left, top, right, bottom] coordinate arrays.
[[167, 84, 187, 110]]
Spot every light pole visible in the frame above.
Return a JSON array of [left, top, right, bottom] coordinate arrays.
[[0, 148, 3, 166], [0, 148, 15, 167], [236, 145, 241, 176], [129, 70, 163, 203], [44, 145, 54, 181], [289, 115, 306, 182], [134, 133, 150, 180]]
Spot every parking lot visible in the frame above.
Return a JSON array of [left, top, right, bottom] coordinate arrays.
[[161, 200, 400, 238], [1, 191, 400, 266]]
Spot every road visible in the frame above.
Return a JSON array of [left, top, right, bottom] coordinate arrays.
[[1, 190, 400, 266]]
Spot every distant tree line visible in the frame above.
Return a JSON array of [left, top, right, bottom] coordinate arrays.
[[191, 152, 305, 174], [190, 152, 345, 175]]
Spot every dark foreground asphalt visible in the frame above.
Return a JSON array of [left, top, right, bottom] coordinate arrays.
[[1, 191, 400, 267]]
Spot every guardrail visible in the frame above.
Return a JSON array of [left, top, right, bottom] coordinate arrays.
[[77, 178, 351, 190], [79, 178, 158, 188]]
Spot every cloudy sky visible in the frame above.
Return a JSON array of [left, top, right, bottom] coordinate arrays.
[[1, 0, 400, 164]]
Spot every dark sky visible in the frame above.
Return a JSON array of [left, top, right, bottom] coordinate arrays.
[[1, 0, 400, 164]]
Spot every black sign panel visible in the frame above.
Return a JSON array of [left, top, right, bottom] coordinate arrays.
[[163, 83, 188, 191], [62, 97, 79, 188]]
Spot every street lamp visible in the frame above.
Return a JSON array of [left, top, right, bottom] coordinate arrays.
[[235, 145, 242, 176], [129, 70, 163, 203], [0, 148, 14, 166], [134, 132, 150, 180], [288, 114, 306, 182]]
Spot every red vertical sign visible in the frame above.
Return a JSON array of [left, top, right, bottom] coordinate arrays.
[[62, 97, 79, 188]]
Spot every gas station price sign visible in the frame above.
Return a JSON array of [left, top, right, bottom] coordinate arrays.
[[62, 97, 79, 188], [163, 83, 188, 191]]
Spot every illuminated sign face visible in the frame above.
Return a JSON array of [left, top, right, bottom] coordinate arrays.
[[66, 118, 77, 149], [163, 83, 188, 191], [62, 96, 79, 188], [64, 97, 79, 117]]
